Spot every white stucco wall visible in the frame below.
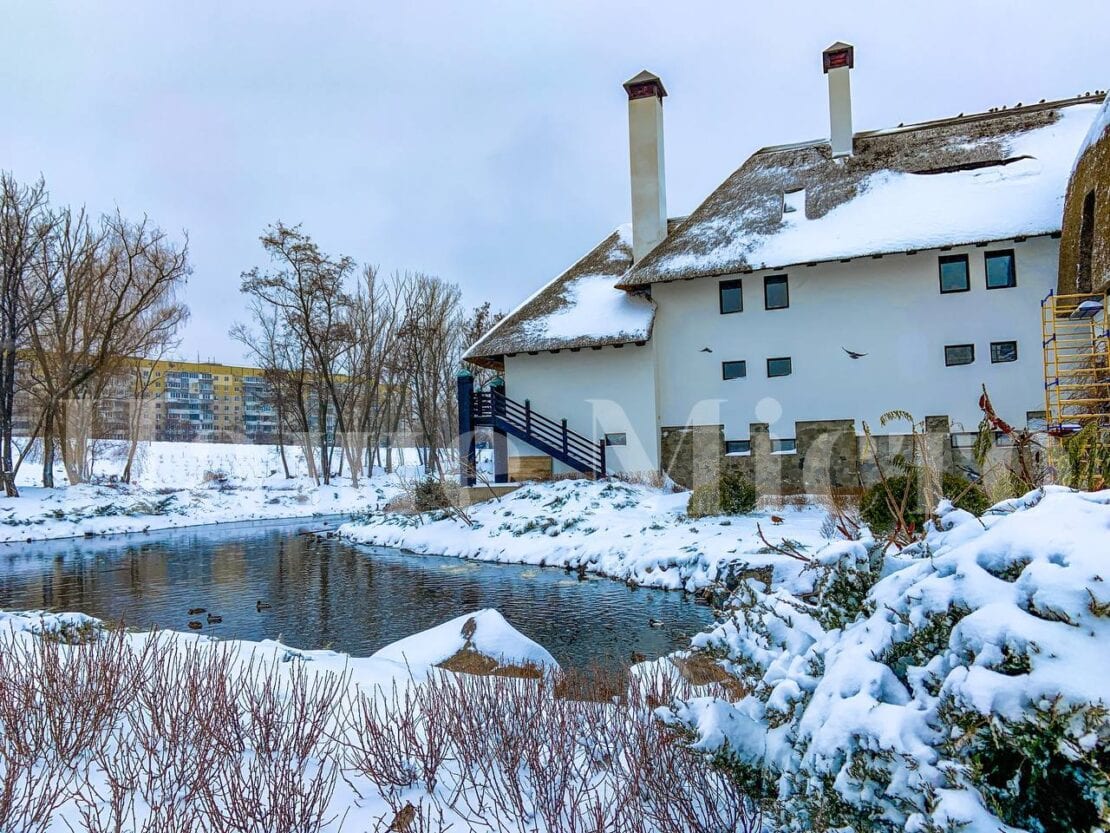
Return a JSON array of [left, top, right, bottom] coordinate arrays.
[[652, 236, 1057, 443], [502, 344, 658, 475]]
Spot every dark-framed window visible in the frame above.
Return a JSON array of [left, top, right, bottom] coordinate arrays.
[[985, 250, 1016, 289], [764, 275, 789, 309], [722, 360, 747, 380], [944, 344, 975, 366], [604, 433, 627, 447], [767, 356, 792, 377], [938, 254, 970, 293], [990, 340, 1018, 363], [725, 440, 751, 455], [719, 279, 743, 314], [770, 438, 797, 454]]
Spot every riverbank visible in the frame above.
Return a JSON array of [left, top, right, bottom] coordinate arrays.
[[339, 478, 831, 593], [0, 477, 401, 543]]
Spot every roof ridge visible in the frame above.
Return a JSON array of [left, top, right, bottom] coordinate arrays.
[[753, 93, 1105, 156]]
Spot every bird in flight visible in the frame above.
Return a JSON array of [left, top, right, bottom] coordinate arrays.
[[842, 347, 867, 359], [699, 347, 713, 353]]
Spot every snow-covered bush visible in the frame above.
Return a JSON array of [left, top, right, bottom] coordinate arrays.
[[414, 477, 452, 512], [666, 488, 1110, 833], [688, 468, 758, 518], [859, 471, 989, 535]]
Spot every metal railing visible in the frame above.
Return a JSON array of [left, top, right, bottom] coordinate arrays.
[[473, 389, 605, 477]]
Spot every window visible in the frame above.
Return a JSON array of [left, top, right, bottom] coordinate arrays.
[[950, 433, 978, 449], [770, 438, 796, 454], [938, 254, 970, 293], [722, 360, 747, 380], [719, 279, 743, 314], [990, 340, 1018, 363], [764, 275, 789, 309], [725, 440, 751, 455], [985, 250, 1016, 289], [1079, 190, 1095, 293], [767, 356, 792, 377], [945, 344, 975, 366], [604, 433, 627, 447]]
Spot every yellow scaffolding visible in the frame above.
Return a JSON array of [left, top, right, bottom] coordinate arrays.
[[1041, 290, 1110, 435]]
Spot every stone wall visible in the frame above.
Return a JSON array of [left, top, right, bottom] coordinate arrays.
[[660, 416, 988, 494]]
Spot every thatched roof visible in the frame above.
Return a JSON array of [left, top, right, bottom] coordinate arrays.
[[620, 95, 1104, 287], [464, 220, 683, 367], [1059, 93, 1110, 295]]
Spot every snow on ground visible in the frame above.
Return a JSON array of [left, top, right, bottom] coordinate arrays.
[[664, 486, 1110, 833], [12, 438, 424, 490], [0, 477, 399, 543], [340, 479, 829, 592], [2, 439, 408, 542]]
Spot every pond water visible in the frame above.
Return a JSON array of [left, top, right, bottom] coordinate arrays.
[[0, 518, 716, 670]]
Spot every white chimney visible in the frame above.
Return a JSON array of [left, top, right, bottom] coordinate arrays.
[[623, 70, 668, 262], [823, 42, 855, 158]]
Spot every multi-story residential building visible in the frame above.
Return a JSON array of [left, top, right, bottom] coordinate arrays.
[[145, 361, 279, 443], [13, 358, 283, 444]]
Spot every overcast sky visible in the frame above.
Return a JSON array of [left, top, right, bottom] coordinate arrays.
[[2, 1, 1107, 363]]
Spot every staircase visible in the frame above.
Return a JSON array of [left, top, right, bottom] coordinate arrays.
[[471, 389, 606, 478]]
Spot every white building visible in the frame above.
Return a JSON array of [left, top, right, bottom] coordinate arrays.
[[463, 43, 1106, 491]]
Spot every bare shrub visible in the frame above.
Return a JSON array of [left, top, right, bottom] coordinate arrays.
[[0, 627, 761, 833]]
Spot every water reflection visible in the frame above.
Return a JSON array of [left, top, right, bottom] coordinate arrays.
[[0, 520, 714, 670]]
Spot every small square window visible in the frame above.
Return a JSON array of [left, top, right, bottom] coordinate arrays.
[[722, 360, 747, 380], [938, 254, 970, 293], [945, 344, 975, 366], [604, 433, 626, 447], [719, 279, 743, 314], [725, 440, 751, 455], [764, 275, 789, 309], [985, 250, 1016, 289], [990, 340, 1017, 363], [767, 356, 792, 377], [770, 438, 796, 454]]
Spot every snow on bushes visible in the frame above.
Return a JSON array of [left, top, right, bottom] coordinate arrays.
[[664, 487, 1110, 833]]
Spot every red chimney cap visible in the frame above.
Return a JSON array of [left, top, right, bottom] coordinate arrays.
[[823, 42, 855, 73], [623, 70, 667, 101]]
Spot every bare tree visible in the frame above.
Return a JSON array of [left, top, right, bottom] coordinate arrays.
[[394, 273, 465, 476], [240, 223, 361, 486], [23, 208, 189, 486], [0, 174, 54, 496]]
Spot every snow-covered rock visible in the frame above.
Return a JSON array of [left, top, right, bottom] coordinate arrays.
[[371, 608, 558, 672]]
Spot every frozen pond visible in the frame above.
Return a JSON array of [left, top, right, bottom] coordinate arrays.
[[0, 518, 715, 670]]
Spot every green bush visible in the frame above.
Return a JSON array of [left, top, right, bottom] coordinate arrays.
[[860, 471, 989, 534], [414, 477, 451, 512], [687, 467, 758, 518]]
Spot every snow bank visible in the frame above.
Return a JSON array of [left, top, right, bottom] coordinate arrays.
[[665, 487, 1110, 833], [339, 479, 829, 592], [0, 478, 399, 543]]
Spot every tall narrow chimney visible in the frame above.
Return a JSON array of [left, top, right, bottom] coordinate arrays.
[[823, 42, 854, 158], [623, 70, 668, 262]]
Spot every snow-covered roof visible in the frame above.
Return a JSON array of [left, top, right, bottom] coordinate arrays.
[[620, 95, 1104, 287], [1075, 93, 1110, 166], [465, 95, 1103, 363], [464, 220, 682, 365]]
